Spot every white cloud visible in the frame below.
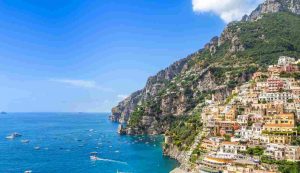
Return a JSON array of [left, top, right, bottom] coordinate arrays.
[[192, 0, 264, 23], [117, 94, 128, 100], [50, 79, 114, 92]]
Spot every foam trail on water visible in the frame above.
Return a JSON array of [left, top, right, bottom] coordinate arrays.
[[96, 157, 128, 165]]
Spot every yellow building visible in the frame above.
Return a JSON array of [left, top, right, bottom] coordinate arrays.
[[263, 113, 295, 131], [263, 113, 297, 144], [267, 135, 293, 145], [266, 102, 284, 116], [225, 106, 237, 121]]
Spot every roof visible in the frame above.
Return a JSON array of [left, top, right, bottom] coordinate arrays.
[[233, 159, 258, 165], [205, 157, 234, 163], [221, 141, 238, 145], [264, 124, 295, 127], [277, 113, 295, 118]]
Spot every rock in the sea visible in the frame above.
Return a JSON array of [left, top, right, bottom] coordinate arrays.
[[117, 124, 126, 135]]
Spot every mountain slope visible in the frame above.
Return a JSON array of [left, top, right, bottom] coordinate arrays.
[[110, 0, 300, 138]]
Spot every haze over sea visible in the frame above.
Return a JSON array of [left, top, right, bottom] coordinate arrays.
[[0, 113, 178, 173]]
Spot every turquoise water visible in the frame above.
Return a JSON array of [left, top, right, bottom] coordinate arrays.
[[0, 113, 178, 173]]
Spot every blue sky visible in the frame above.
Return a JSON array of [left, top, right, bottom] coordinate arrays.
[[0, 0, 262, 112]]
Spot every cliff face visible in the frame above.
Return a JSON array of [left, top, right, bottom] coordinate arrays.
[[111, 0, 300, 137], [243, 0, 300, 21], [110, 57, 190, 124]]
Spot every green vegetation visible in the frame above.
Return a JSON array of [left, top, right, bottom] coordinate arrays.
[[261, 155, 300, 173], [246, 146, 264, 156], [128, 105, 145, 127], [291, 125, 300, 145], [280, 72, 300, 80], [225, 93, 238, 104], [224, 134, 231, 141], [190, 146, 206, 163], [237, 107, 245, 115], [237, 12, 300, 68], [128, 98, 163, 128], [165, 111, 203, 151]]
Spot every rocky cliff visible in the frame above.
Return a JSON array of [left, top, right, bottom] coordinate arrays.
[[110, 57, 190, 124], [111, 0, 300, 138], [243, 0, 300, 21]]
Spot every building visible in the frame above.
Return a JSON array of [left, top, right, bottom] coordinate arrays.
[[267, 77, 285, 93], [224, 106, 237, 121], [200, 153, 245, 172], [219, 142, 247, 154], [225, 160, 258, 173], [265, 143, 286, 160], [259, 92, 293, 103], [265, 144, 300, 161], [200, 139, 219, 152], [237, 115, 249, 125], [285, 146, 300, 161], [216, 121, 239, 136], [278, 56, 295, 66], [262, 113, 296, 144], [266, 102, 284, 115]]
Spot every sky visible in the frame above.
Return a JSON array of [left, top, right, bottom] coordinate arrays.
[[0, 0, 263, 112]]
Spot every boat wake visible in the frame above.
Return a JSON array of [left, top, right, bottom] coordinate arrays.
[[92, 157, 128, 165]]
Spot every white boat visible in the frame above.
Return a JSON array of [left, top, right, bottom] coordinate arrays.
[[34, 146, 40, 150], [5, 135, 14, 140], [24, 170, 32, 173], [90, 155, 99, 161], [90, 152, 99, 161], [13, 132, 22, 137], [6, 132, 22, 140], [21, 139, 30, 143]]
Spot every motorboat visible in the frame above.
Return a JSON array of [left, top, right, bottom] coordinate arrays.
[[6, 132, 22, 139], [90, 152, 99, 161], [21, 139, 30, 143], [5, 135, 14, 140], [24, 170, 32, 173], [12, 132, 22, 137]]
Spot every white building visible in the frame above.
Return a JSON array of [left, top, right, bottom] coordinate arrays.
[[237, 115, 249, 125], [265, 144, 300, 161], [259, 92, 293, 102], [285, 146, 300, 161], [265, 143, 285, 160], [278, 56, 295, 66], [218, 142, 247, 155], [251, 123, 263, 138]]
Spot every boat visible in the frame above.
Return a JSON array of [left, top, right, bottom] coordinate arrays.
[[34, 146, 40, 150], [6, 132, 22, 139], [5, 135, 14, 140], [13, 132, 22, 137], [90, 152, 99, 161], [21, 139, 30, 143], [24, 170, 32, 173]]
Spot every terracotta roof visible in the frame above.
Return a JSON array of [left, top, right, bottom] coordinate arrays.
[[277, 113, 294, 118], [221, 141, 238, 145]]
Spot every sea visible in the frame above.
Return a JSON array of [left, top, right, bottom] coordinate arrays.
[[0, 113, 178, 173]]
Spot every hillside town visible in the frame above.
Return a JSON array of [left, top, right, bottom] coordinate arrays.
[[197, 56, 300, 173]]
